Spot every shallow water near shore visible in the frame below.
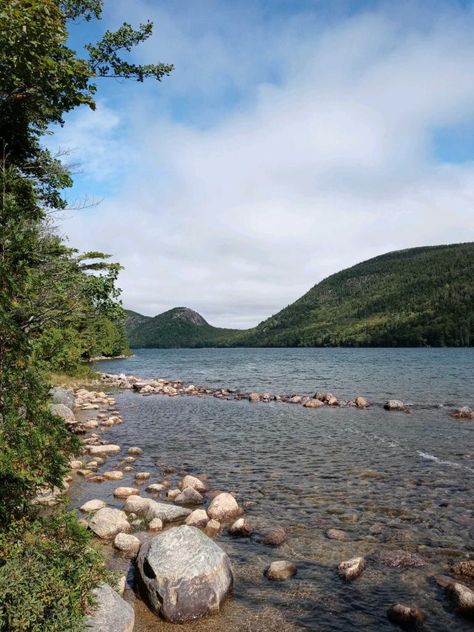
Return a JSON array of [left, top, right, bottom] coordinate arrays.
[[71, 348, 474, 631]]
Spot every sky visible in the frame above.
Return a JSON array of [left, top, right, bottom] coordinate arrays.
[[51, 0, 474, 328]]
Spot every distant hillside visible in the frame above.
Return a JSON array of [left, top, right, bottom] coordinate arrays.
[[126, 243, 474, 348], [234, 242, 474, 347], [125, 306, 240, 348]]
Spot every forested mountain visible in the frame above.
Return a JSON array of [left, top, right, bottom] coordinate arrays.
[[236, 242, 474, 347], [126, 307, 239, 348], [127, 243, 474, 348]]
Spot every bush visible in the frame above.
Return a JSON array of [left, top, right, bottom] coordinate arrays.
[[0, 514, 113, 632]]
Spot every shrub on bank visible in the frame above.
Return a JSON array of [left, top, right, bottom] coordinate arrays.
[[0, 513, 113, 632]]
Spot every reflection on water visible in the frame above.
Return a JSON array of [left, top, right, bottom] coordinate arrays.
[[70, 348, 474, 631]]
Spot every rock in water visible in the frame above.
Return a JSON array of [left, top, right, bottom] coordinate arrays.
[[85, 583, 134, 632], [174, 486, 204, 506], [207, 492, 242, 521], [89, 507, 131, 539], [181, 474, 208, 493], [338, 557, 366, 581], [384, 400, 405, 411], [265, 560, 297, 581], [387, 603, 425, 628], [452, 560, 474, 579], [145, 499, 191, 523], [447, 582, 474, 618], [136, 525, 233, 622], [80, 499, 106, 513]]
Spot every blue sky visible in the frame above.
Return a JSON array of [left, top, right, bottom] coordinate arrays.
[[53, 0, 474, 327]]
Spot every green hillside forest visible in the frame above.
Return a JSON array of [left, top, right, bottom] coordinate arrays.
[[126, 307, 239, 348], [126, 242, 474, 348]]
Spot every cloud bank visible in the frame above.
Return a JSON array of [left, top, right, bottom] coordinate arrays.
[[54, 1, 474, 327]]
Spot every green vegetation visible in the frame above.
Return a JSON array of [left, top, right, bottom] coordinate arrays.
[[127, 243, 474, 348], [0, 1, 171, 629], [236, 242, 474, 347], [126, 307, 239, 348]]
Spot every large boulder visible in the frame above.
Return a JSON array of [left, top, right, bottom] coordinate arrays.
[[136, 525, 233, 622], [85, 583, 134, 632], [50, 386, 75, 409], [89, 508, 131, 539], [50, 403, 75, 423]]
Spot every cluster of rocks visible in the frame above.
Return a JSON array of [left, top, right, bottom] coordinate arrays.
[[100, 373, 375, 409], [451, 406, 474, 420], [331, 548, 474, 624], [54, 381, 474, 630]]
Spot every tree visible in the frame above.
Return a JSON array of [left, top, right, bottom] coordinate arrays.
[[0, 2, 172, 627]]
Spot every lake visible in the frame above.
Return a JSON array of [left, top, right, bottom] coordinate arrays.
[[71, 348, 474, 631]]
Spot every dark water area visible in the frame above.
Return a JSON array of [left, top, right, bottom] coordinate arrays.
[[72, 348, 474, 631]]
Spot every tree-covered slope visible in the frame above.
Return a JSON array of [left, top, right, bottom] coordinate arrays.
[[235, 242, 474, 347], [126, 307, 240, 348]]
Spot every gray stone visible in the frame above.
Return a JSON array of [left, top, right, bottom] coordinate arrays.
[[50, 403, 75, 423], [89, 508, 131, 539], [114, 532, 140, 556], [136, 525, 233, 622], [265, 560, 297, 581], [145, 499, 191, 523], [50, 386, 75, 409], [384, 400, 406, 411], [80, 499, 106, 513], [387, 603, 425, 628], [85, 583, 134, 632], [447, 582, 474, 618], [174, 487, 204, 506]]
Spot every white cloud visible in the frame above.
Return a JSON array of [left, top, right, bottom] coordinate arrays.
[[57, 2, 474, 328]]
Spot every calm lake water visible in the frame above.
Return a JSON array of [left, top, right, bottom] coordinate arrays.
[[73, 348, 474, 631]]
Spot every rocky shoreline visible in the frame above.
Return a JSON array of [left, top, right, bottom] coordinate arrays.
[[46, 378, 474, 630], [99, 371, 474, 420]]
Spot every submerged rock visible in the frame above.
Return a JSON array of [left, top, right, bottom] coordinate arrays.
[[85, 583, 134, 632], [326, 528, 348, 541], [338, 557, 366, 581], [260, 526, 289, 547], [452, 560, 474, 579], [89, 508, 130, 539], [447, 582, 474, 618], [265, 560, 297, 581], [128, 447, 143, 455], [136, 525, 233, 623], [228, 518, 253, 537], [387, 603, 425, 628], [376, 550, 427, 568]]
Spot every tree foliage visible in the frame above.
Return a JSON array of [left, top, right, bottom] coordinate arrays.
[[0, 1, 172, 628]]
